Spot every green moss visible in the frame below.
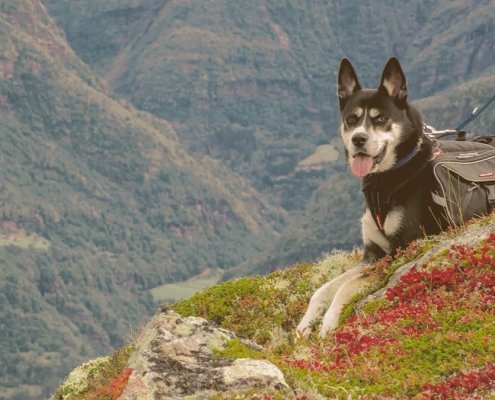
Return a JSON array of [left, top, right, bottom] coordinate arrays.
[[173, 261, 325, 344], [208, 388, 287, 400], [338, 291, 366, 327], [214, 338, 264, 360], [173, 253, 359, 346], [360, 297, 388, 316]]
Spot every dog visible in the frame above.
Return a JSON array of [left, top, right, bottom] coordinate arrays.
[[296, 57, 486, 338]]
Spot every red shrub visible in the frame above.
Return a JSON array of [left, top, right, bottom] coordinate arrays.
[[91, 368, 132, 400]]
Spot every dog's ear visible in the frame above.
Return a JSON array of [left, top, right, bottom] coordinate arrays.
[[337, 58, 361, 109], [379, 57, 407, 104]]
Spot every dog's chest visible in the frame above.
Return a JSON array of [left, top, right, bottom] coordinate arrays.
[[361, 206, 404, 253]]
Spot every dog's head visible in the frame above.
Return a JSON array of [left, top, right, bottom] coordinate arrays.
[[337, 58, 423, 177]]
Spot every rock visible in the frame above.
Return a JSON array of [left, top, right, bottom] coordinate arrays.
[[120, 310, 292, 400]]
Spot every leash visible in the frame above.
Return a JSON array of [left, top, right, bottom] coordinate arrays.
[[424, 93, 495, 144], [455, 93, 495, 131]]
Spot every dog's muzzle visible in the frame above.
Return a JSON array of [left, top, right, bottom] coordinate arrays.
[[350, 145, 387, 177]]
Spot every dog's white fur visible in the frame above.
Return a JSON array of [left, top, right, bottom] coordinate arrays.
[[296, 263, 367, 337], [296, 207, 402, 338], [362, 209, 391, 253]]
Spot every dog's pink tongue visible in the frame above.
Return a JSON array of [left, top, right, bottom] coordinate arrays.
[[351, 154, 373, 177]]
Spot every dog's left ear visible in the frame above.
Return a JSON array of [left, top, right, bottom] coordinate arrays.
[[379, 57, 408, 103]]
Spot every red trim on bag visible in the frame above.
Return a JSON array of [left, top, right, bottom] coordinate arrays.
[[479, 172, 494, 177], [433, 147, 443, 157]]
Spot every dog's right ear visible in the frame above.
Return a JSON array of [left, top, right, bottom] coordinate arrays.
[[337, 58, 361, 109]]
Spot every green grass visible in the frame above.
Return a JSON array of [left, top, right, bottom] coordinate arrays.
[[0, 231, 50, 250], [297, 144, 339, 170], [150, 276, 221, 303], [150, 268, 224, 302]]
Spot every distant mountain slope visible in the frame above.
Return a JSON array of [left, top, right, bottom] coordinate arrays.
[[224, 169, 363, 279], [417, 73, 495, 133], [0, 1, 285, 398], [44, 0, 495, 210], [43, 0, 495, 279]]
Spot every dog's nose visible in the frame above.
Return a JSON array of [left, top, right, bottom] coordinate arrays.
[[352, 133, 368, 147]]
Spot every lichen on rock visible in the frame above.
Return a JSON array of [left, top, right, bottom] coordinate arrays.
[[120, 310, 291, 399], [51, 356, 110, 400]]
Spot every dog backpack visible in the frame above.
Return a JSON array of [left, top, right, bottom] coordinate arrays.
[[430, 140, 495, 227]]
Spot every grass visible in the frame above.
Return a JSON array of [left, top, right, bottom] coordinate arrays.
[[150, 268, 224, 302], [297, 144, 339, 171], [0, 230, 50, 250], [150, 278, 220, 303]]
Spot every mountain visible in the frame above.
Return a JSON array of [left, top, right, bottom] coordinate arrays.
[[0, 2, 285, 399], [43, 0, 495, 277], [224, 169, 363, 279], [44, 0, 495, 209], [52, 213, 495, 399]]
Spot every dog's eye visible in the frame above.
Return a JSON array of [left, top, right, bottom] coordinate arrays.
[[374, 115, 388, 124], [345, 115, 358, 126]]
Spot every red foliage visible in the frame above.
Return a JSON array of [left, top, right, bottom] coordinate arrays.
[[285, 233, 495, 388], [420, 363, 495, 399], [333, 328, 396, 357], [91, 368, 132, 400]]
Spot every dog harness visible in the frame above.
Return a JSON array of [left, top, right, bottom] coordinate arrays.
[[362, 137, 433, 232], [363, 137, 495, 233]]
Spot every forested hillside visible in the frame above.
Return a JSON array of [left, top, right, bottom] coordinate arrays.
[[45, 0, 495, 207], [0, 2, 284, 399], [44, 0, 495, 276]]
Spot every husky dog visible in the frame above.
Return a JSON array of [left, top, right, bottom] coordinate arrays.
[[297, 58, 445, 338]]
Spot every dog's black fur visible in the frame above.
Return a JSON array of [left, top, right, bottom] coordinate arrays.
[[338, 57, 443, 263]]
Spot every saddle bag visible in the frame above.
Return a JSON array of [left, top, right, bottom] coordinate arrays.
[[431, 141, 495, 227]]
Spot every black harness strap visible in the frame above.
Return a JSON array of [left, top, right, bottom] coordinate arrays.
[[362, 135, 434, 233], [486, 185, 495, 211], [365, 191, 390, 231]]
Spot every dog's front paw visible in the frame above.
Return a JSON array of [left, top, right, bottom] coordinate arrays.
[[295, 319, 313, 339], [319, 309, 340, 338], [318, 271, 369, 337]]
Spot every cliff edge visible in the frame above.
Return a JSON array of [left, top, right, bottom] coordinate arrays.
[[52, 213, 495, 399]]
